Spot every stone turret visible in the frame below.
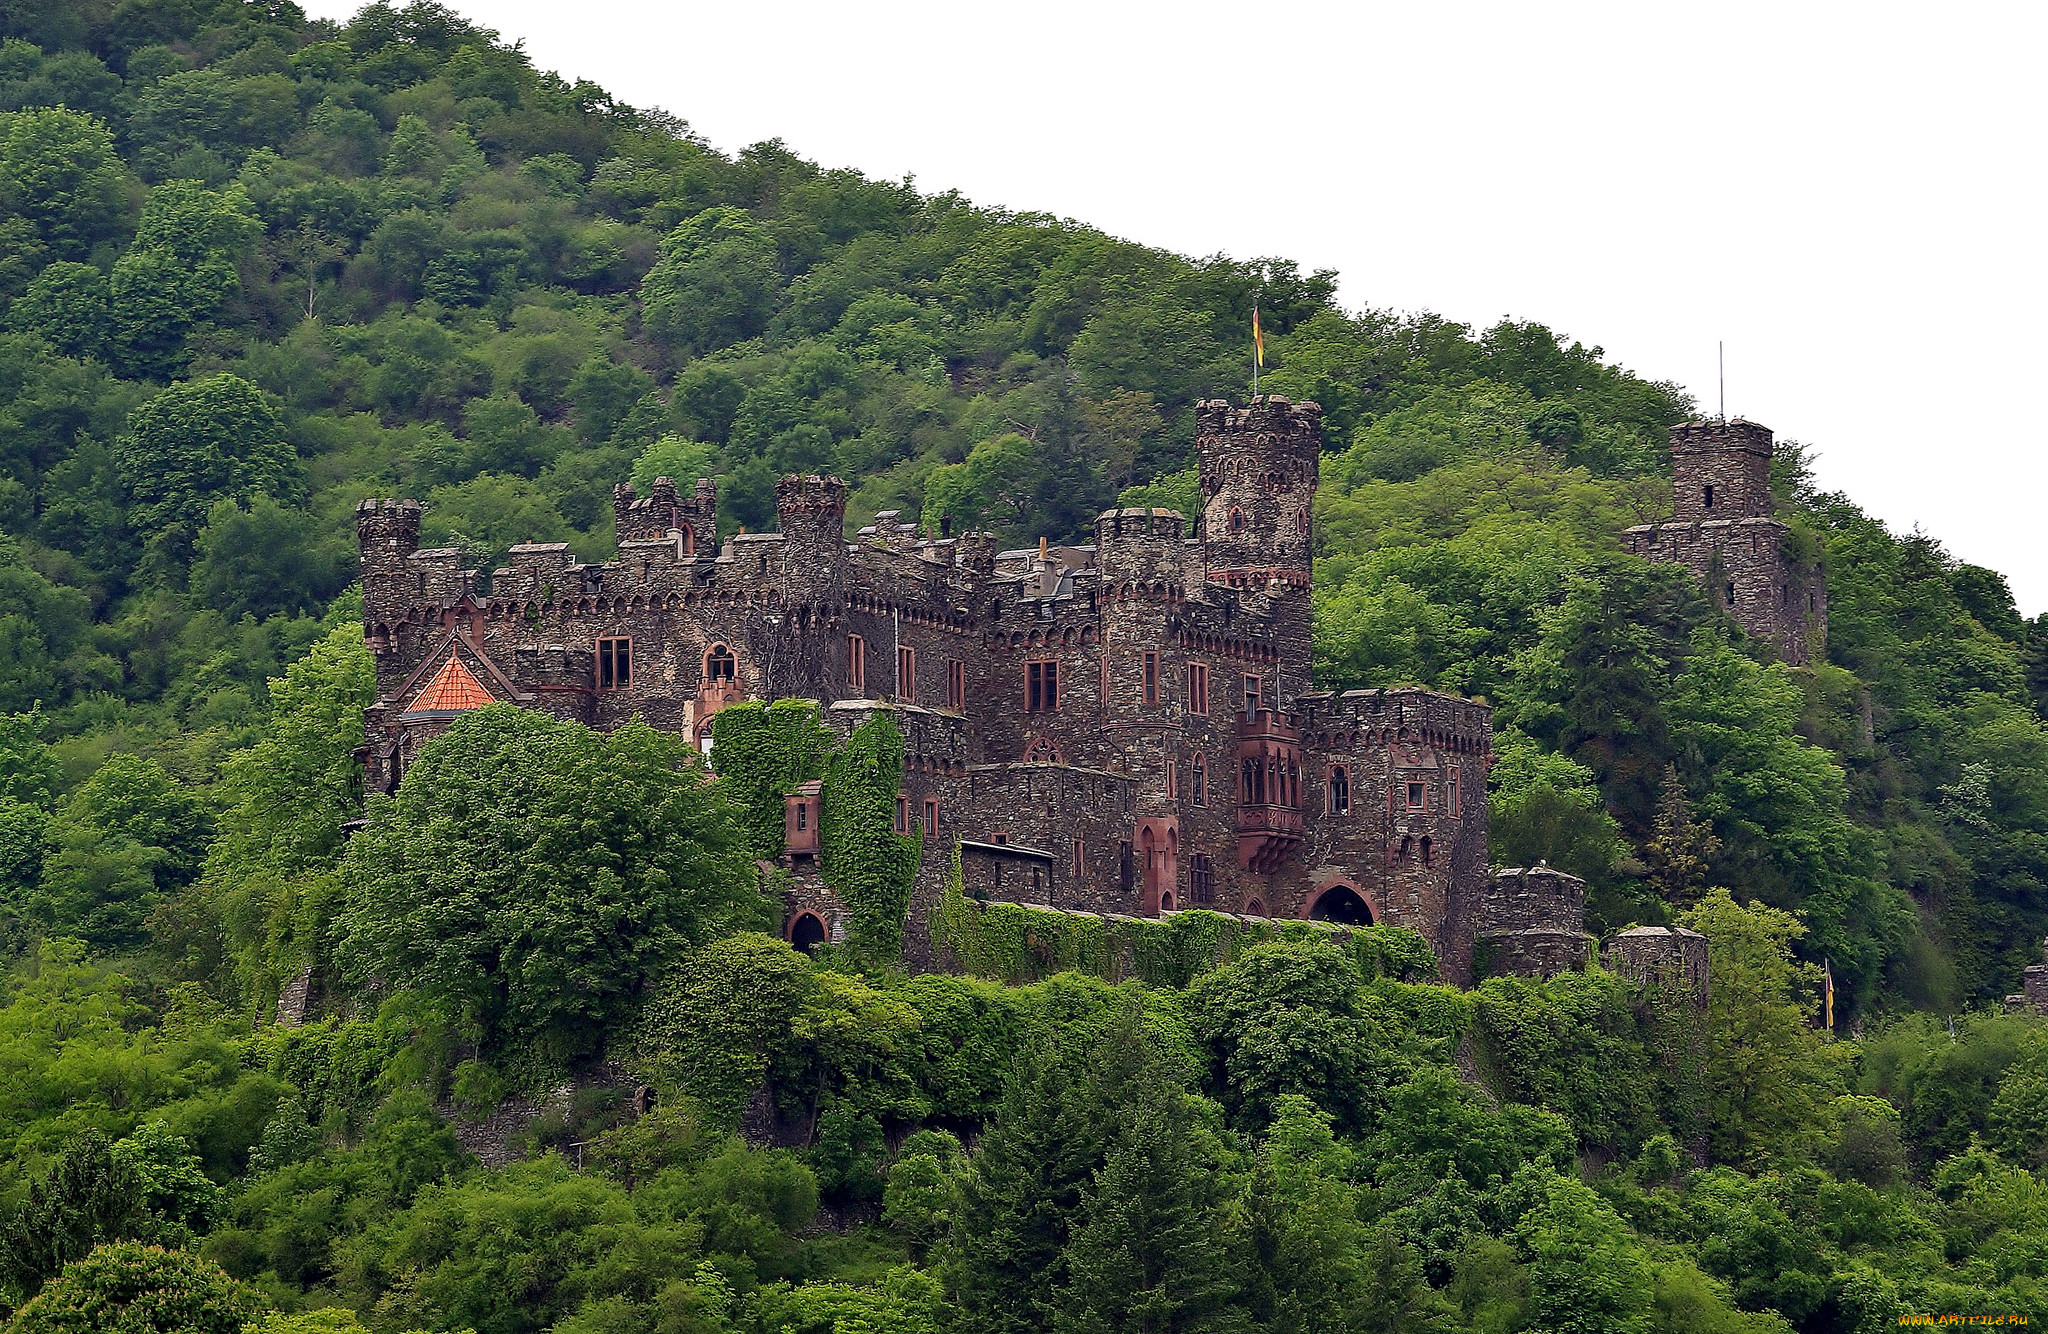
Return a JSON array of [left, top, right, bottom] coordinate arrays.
[[1605, 926, 1710, 1005], [1670, 419, 1775, 521], [775, 474, 849, 598], [1475, 865, 1591, 979], [1198, 396, 1320, 701], [613, 475, 718, 552]]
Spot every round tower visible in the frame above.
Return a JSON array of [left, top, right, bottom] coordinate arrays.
[[1198, 395, 1320, 588], [1198, 396, 1319, 703]]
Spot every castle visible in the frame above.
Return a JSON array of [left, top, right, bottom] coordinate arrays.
[[354, 398, 1811, 983]]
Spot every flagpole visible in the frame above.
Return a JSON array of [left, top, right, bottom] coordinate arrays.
[[1252, 299, 1259, 397]]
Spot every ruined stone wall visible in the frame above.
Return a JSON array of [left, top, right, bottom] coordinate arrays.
[[1605, 926, 1711, 1005]]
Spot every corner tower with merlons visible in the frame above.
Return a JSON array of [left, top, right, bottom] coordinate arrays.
[[355, 395, 1510, 982]]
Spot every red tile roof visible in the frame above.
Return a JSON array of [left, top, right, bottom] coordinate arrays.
[[407, 654, 494, 714]]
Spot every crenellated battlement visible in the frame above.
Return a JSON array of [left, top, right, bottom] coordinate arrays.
[[1291, 688, 1493, 755]]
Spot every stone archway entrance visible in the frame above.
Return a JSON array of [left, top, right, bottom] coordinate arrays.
[[788, 911, 827, 954], [1307, 883, 1375, 926]]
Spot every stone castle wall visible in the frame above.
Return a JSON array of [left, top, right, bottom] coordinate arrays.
[[356, 395, 1518, 981]]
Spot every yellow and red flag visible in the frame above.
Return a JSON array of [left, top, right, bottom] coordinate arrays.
[[1252, 304, 1264, 370]]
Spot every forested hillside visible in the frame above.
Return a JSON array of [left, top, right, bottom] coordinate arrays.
[[2, 0, 2047, 1330]]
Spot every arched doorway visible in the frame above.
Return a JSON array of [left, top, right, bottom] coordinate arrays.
[[788, 911, 827, 954], [1307, 884, 1375, 926]]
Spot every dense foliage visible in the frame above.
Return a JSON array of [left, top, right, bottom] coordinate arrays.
[[0, 0, 2046, 1327]]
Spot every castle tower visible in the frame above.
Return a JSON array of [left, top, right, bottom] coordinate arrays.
[[613, 475, 718, 553], [1622, 418, 1827, 666], [776, 474, 850, 599], [357, 499, 422, 692], [1198, 396, 1320, 703], [1671, 419, 1774, 521]]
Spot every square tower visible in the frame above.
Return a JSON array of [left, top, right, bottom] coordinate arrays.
[[1622, 417, 1827, 666], [1670, 419, 1774, 521]]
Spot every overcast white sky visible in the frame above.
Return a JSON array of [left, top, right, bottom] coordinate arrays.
[[303, 0, 2048, 610]]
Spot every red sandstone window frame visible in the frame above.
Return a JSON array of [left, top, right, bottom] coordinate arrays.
[[946, 658, 965, 711], [894, 793, 909, 835], [1405, 780, 1426, 810], [1027, 660, 1059, 712], [1166, 756, 1178, 799], [923, 797, 939, 841], [1192, 754, 1207, 806], [1228, 506, 1246, 534], [1328, 764, 1350, 815], [596, 636, 631, 690], [848, 634, 865, 695], [1143, 651, 1159, 705], [1447, 770, 1459, 815], [703, 642, 736, 682], [898, 644, 915, 703], [1187, 662, 1209, 715], [1242, 674, 1262, 715]]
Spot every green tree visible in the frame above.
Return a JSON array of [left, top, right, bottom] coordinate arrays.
[[8, 261, 110, 359], [942, 1014, 1158, 1334], [107, 180, 259, 379], [1642, 763, 1720, 909], [641, 206, 781, 354], [636, 933, 816, 1125], [36, 754, 212, 951], [7, 1243, 262, 1334], [0, 1133, 147, 1307], [1678, 890, 1842, 1167], [114, 373, 295, 542], [0, 107, 129, 260], [337, 707, 760, 1058], [1509, 1166, 1653, 1334], [190, 495, 346, 620], [1053, 1069, 1244, 1334], [1182, 938, 1388, 1132]]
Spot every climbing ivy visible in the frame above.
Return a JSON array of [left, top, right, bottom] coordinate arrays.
[[931, 854, 1439, 990], [820, 711, 920, 961], [710, 699, 833, 862]]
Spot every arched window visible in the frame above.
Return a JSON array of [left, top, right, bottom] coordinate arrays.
[[1294, 506, 1310, 535], [1329, 765, 1350, 815], [1245, 897, 1267, 917], [1228, 506, 1246, 535], [1421, 835, 1434, 866], [704, 643, 737, 681]]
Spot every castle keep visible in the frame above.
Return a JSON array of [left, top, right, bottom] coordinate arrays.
[[358, 396, 1523, 980], [1621, 418, 1827, 665]]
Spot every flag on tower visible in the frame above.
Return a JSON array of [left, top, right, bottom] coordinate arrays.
[[1252, 303, 1264, 370]]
